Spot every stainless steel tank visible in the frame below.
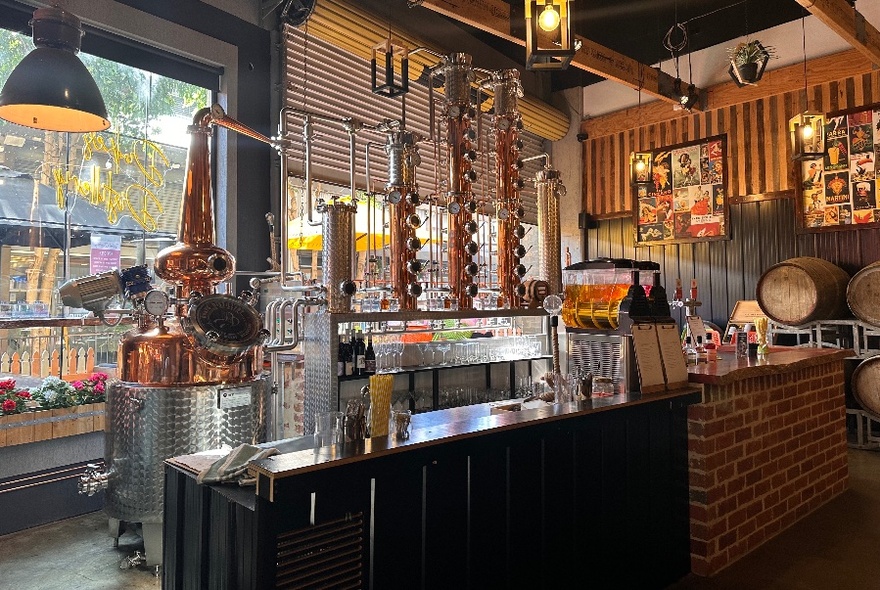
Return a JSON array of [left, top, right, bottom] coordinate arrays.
[[104, 380, 266, 524], [322, 201, 356, 313]]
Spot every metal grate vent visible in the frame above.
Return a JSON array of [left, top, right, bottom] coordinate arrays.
[[567, 334, 623, 382], [275, 513, 365, 589]]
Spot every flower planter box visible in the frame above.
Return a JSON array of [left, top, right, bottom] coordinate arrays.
[[0, 402, 105, 448]]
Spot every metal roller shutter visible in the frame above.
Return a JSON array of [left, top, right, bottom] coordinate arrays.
[[283, 26, 546, 225]]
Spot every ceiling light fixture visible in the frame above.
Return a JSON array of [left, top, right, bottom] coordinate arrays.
[[525, 0, 575, 71], [0, 7, 109, 132], [789, 13, 824, 161]]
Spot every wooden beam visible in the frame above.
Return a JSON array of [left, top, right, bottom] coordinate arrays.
[[795, 0, 880, 67], [581, 48, 874, 139], [411, 0, 707, 110]]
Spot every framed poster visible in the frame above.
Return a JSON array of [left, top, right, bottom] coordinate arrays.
[[634, 134, 729, 245], [799, 103, 880, 231]]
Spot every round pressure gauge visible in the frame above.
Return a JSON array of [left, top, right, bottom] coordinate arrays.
[[143, 289, 170, 317], [497, 119, 511, 131], [448, 201, 462, 215], [448, 105, 461, 118]]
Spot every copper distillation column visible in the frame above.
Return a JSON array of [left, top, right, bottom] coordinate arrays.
[[385, 130, 424, 309], [536, 165, 564, 295], [487, 69, 527, 308], [440, 53, 480, 309]]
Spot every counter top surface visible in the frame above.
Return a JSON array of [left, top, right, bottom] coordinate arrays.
[[687, 346, 852, 386], [245, 387, 700, 483]]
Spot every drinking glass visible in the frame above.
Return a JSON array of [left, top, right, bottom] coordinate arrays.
[[435, 341, 451, 365], [314, 411, 344, 448]]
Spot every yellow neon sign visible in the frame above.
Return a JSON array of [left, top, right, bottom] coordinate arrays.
[[51, 132, 172, 232]]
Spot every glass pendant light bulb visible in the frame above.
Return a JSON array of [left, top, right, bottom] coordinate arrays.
[[538, 4, 561, 32], [635, 160, 646, 173], [802, 124, 814, 139]]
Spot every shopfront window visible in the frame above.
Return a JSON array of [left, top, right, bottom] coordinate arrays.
[[0, 25, 210, 378], [0, 26, 209, 319]]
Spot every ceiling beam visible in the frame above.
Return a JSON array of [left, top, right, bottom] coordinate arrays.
[[411, 0, 707, 110], [794, 0, 880, 66]]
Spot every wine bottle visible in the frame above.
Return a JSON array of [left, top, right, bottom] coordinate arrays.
[[364, 334, 376, 374], [337, 329, 347, 377], [354, 329, 366, 376], [344, 329, 355, 376]]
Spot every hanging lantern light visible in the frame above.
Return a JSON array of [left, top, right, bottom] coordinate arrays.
[[630, 152, 652, 185], [525, 0, 576, 71], [789, 110, 825, 161], [371, 38, 409, 98]]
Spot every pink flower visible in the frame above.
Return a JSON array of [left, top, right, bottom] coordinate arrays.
[[94, 382, 105, 394], [15, 391, 30, 399], [2, 399, 16, 412], [0, 379, 16, 391], [90, 372, 109, 382], [72, 381, 84, 390]]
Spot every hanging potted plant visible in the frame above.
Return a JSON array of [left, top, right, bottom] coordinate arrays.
[[728, 40, 775, 87]]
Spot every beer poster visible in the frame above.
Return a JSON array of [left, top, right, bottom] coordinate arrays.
[[800, 103, 880, 230], [634, 134, 728, 245]]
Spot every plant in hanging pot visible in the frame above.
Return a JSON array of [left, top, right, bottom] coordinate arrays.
[[727, 40, 775, 87]]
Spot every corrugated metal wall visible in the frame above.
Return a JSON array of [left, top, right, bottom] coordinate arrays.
[[581, 61, 880, 327]]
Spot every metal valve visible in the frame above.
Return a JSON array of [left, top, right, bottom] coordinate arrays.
[[78, 463, 111, 496]]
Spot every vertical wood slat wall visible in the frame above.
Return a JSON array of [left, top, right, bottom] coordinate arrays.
[[580, 67, 880, 328]]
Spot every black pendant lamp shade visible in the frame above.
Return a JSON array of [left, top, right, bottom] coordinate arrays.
[[0, 7, 109, 132]]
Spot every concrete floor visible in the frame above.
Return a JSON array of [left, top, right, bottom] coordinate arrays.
[[0, 449, 877, 590]]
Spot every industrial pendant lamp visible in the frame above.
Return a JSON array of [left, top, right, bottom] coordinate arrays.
[[789, 14, 824, 161], [0, 7, 109, 132], [525, 0, 576, 71]]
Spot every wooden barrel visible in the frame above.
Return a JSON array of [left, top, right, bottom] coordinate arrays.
[[847, 261, 880, 326], [756, 257, 850, 326], [852, 357, 880, 420]]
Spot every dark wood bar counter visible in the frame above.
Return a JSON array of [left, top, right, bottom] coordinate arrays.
[[685, 347, 850, 576], [164, 388, 700, 589]]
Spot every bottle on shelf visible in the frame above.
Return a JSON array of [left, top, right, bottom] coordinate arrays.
[[565, 246, 572, 267], [690, 278, 698, 301], [337, 329, 348, 377], [364, 333, 376, 375], [344, 329, 355, 376], [674, 278, 683, 302], [695, 335, 708, 364], [683, 335, 697, 366], [354, 328, 366, 376]]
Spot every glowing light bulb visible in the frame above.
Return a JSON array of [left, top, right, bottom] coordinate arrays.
[[635, 160, 646, 173], [538, 4, 560, 32], [802, 124, 814, 139]]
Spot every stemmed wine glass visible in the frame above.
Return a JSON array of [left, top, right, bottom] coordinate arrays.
[[435, 341, 451, 365]]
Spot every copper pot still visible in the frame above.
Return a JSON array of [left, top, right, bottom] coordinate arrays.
[[120, 107, 268, 385]]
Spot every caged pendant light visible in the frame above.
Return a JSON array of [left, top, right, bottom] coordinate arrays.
[[789, 14, 824, 161], [0, 6, 109, 132], [525, 0, 576, 71]]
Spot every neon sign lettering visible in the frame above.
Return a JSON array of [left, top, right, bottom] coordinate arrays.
[[51, 132, 171, 232]]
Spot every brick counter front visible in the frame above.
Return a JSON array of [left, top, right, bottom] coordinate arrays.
[[686, 348, 850, 576]]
